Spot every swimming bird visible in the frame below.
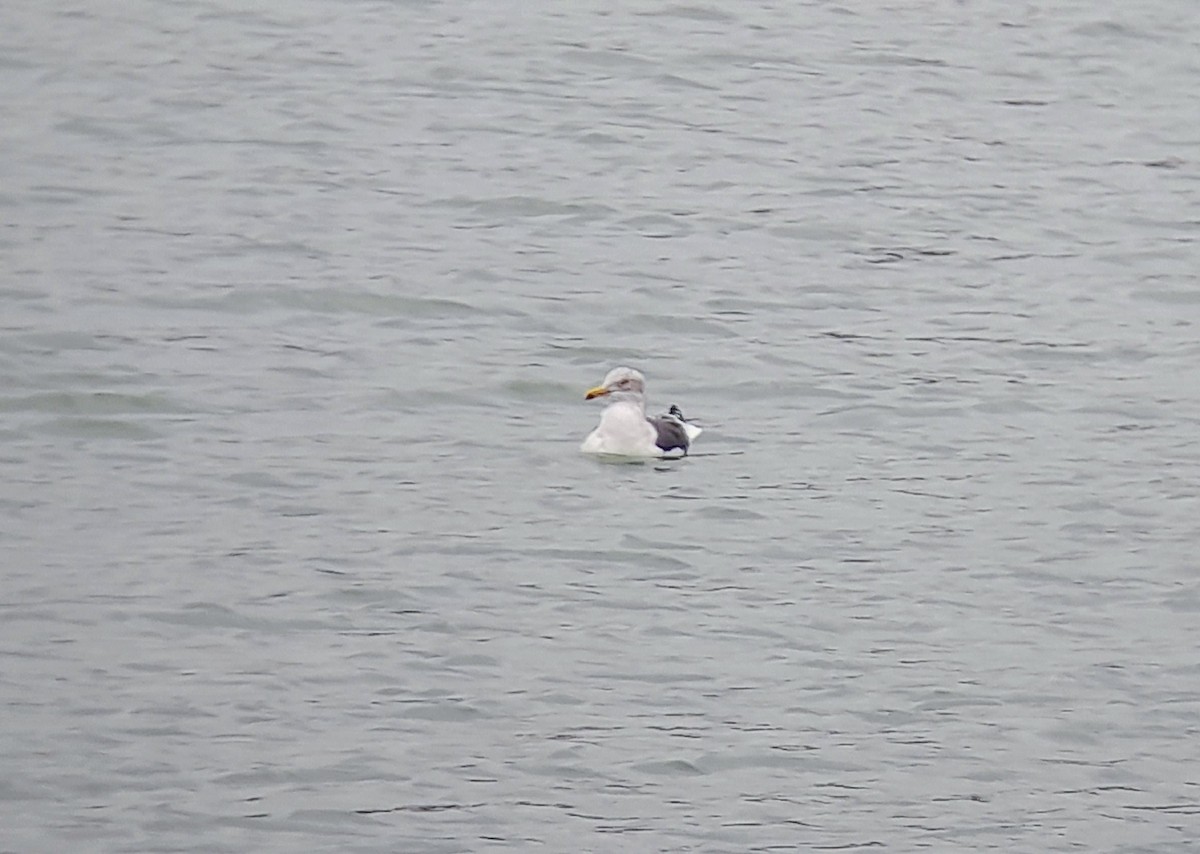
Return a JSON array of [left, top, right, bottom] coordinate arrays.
[[581, 367, 702, 457]]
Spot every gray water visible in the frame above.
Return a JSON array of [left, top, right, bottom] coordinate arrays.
[[3, 0, 1199, 851]]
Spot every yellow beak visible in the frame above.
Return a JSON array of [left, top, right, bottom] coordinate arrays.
[[585, 385, 610, 400]]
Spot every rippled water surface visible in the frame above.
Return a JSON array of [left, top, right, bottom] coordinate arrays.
[[3, 1, 1199, 851]]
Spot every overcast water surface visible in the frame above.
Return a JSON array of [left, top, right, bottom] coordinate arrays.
[[3, 1, 1200, 851]]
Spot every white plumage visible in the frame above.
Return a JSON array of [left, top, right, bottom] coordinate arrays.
[[580, 367, 701, 458]]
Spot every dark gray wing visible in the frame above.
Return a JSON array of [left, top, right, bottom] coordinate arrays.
[[648, 415, 690, 455]]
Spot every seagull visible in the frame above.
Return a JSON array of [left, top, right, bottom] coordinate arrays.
[[580, 367, 702, 457]]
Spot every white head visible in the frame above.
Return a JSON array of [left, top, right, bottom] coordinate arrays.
[[585, 366, 646, 404]]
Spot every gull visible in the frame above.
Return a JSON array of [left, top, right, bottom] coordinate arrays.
[[580, 367, 701, 457]]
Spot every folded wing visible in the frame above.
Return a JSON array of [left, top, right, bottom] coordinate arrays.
[[648, 415, 692, 455]]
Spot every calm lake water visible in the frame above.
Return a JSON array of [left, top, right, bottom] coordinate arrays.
[[3, 1, 1199, 851]]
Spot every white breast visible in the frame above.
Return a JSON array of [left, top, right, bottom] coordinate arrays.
[[581, 400, 660, 457]]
